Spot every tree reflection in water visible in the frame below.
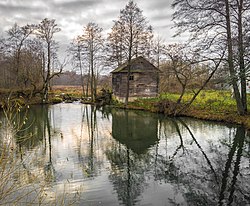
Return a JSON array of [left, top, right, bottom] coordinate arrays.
[[154, 117, 249, 205], [0, 104, 249, 205], [77, 105, 101, 178], [104, 108, 250, 205], [43, 106, 56, 183], [219, 126, 248, 205], [0, 104, 60, 204], [105, 109, 158, 205], [16, 105, 57, 183]]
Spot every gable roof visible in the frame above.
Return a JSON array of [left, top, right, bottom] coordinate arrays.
[[111, 56, 160, 73]]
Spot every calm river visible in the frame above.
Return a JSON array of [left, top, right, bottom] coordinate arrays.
[[0, 103, 249, 205]]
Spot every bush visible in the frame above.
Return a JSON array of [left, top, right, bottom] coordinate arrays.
[[50, 97, 63, 104]]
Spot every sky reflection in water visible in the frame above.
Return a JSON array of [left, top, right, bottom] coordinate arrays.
[[0, 103, 249, 205]]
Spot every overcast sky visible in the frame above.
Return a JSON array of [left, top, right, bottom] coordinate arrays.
[[0, 0, 184, 60]]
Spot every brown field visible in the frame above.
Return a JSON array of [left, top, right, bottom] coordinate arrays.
[[51, 85, 83, 97], [52, 85, 82, 91]]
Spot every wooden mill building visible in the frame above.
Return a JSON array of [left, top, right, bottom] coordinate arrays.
[[111, 56, 160, 102]]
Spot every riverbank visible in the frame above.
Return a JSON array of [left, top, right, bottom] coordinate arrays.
[[127, 101, 250, 128], [1, 88, 250, 129], [114, 90, 250, 129], [110, 101, 249, 130], [186, 108, 250, 128]]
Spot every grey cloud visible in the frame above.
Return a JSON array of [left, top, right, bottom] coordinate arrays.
[[0, 0, 181, 58], [0, 1, 49, 12], [51, 0, 101, 12], [139, 0, 173, 11], [0, 1, 50, 26], [55, 0, 100, 7], [0, 4, 31, 15], [150, 12, 172, 22]]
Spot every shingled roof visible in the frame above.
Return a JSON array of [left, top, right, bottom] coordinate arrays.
[[111, 56, 160, 73]]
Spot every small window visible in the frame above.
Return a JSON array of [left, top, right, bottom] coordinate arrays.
[[129, 75, 134, 81]]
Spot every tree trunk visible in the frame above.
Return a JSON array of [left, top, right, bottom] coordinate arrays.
[[44, 42, 51, 103], [94, 70, 97, 100], [177, 62, 221, 115], [125, 61, 131, 107], [78, 46, 85, 97], [237, 0, 247, 112], [90, 52, 94, 102], [173, 79, 187, 115], [125, 20, 133, 107], [86, 65, 90, 98], [225, 0, 245, 115]]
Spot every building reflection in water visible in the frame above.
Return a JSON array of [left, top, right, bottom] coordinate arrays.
[[105, 109, 159, 205], [0, 104, 249, 205], [111, 109, 158, 154]]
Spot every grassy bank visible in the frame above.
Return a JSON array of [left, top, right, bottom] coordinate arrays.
[[1, 87, 250, 129], [0, 86, 83, 106], [122, 90, 250, 129]]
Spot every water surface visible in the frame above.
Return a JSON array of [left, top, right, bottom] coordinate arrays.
[[0, 103, 249, 205]]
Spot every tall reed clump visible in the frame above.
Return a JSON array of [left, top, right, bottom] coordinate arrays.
[[0, 97, 47, 205], [0, 96, 81, 205]]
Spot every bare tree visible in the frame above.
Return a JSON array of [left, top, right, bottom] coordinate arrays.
[[153, 35, 166, 69], [35, 18, 61, 103], [108, 0, 153, 106], [3, 23, 35, 87], [18, 38, 44, 96], [68, 37, 86, 96], [106, 20, 125, 67], [0, 23, 44, 94], [79, 22, 104, 102], [172, 0, 250, 115], [163, 43, 225, 115]]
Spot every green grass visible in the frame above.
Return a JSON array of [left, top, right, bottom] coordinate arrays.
[[126, 90, 250, 114], [123, 90, 250, 128], [159, 90, 241, 112]]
